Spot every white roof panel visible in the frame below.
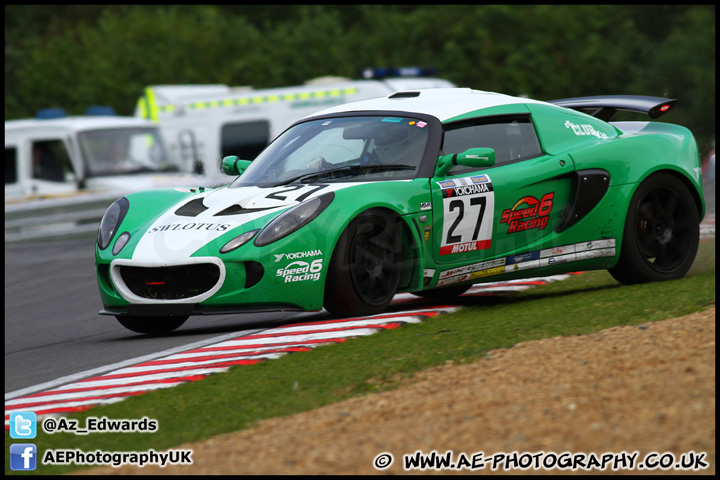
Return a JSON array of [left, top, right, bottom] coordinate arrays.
[[310, 88, 550, 122], [5, 116, 155, 133]]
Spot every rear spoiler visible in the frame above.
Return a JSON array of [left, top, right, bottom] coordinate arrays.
[[548, 95, 677, 122]]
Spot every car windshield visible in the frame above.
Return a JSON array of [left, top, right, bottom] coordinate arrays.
[[230, 115, 431, 187], [78, 127, 178, 177]]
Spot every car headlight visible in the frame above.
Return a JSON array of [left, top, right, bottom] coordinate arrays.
[[97, 197, 129, 250], [254, 192, 334, 247], [220, 228, 260, 254], [112, 232, 131, 255]]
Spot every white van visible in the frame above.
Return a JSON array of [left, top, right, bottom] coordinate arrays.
[[5, 112, 205, 204]]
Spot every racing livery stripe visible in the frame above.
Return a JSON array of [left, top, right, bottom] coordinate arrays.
[[146, 87, 360, 119], [128, 182, 366, 265]]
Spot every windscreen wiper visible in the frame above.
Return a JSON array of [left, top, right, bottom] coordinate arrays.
[[279, 164, 415, 185]]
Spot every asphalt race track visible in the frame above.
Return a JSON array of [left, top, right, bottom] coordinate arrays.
[[3, 236, 312, 394]]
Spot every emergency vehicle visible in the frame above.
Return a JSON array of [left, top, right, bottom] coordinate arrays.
[[5, 107, 204, 204], [134, 69, 455, 178]]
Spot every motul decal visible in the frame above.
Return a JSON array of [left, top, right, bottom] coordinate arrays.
[[439, 240, 490, 256]]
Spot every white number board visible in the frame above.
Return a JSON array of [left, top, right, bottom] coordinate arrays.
[[437, 175, 495, 256]]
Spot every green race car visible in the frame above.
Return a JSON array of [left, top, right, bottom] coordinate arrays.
[[96, 88, 705, 333]]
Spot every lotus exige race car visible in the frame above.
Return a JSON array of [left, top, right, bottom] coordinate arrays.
[[95, 88, 705, 333]]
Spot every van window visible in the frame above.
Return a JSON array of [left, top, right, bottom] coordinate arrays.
[[31, 140, 75, 182], [221, 121, 270, 161], [442, 116, 542, 175], [79, 127, 175, 177], [5, 147, 18, 184]]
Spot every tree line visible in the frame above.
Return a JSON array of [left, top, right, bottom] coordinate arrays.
[[5, 5, 715, 151]]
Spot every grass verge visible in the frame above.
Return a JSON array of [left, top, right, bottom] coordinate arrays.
[[5, 239, 715, 475]]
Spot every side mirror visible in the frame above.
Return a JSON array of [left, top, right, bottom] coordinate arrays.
[[435, 147, 495, 177], [221, 156, 252, 176]]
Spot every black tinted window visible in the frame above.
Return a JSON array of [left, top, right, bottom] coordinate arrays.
[[31, 139, 75, 182]]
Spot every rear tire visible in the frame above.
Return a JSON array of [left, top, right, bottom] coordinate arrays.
[[324, 209, 402, 317], [116, 315, 188, 334], [609, 173, 699, 284]]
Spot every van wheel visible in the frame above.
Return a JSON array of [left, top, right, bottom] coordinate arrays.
[[609, 173, 699, 284], [324, 209, 401, 317]]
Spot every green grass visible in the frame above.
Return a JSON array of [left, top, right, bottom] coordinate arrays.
[[6, 240, 715, 475]]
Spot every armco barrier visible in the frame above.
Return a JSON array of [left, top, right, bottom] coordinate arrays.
[[4, 192, 124, 243]]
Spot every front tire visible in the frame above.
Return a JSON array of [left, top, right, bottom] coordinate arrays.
[[324, 209, 402, 317], [609, 173, 699, 284], [116, 315, 188, 334]]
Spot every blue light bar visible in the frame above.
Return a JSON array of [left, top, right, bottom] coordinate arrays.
[[360, 66, 439, 80], [36, 108, 67, 119], [85, 105, 117, 116]]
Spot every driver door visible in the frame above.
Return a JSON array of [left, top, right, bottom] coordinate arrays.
[[430, 116, 576, 274]]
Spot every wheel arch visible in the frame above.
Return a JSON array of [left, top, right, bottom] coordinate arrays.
[[637, 168, 705, 221], [323, 205, 412, 316], [609, 169, 701, 284]]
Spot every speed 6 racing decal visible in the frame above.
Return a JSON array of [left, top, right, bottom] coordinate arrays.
[[276, 259, 323, 283], [500, 192, 554, 233]]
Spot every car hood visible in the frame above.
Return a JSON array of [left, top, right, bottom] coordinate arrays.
[[128, 183, 359, 263]]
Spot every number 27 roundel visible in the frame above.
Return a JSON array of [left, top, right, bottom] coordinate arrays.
[[437, 174, 495, 256]]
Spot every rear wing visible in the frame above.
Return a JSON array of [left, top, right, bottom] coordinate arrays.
[[549, 95, 677, 122]]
